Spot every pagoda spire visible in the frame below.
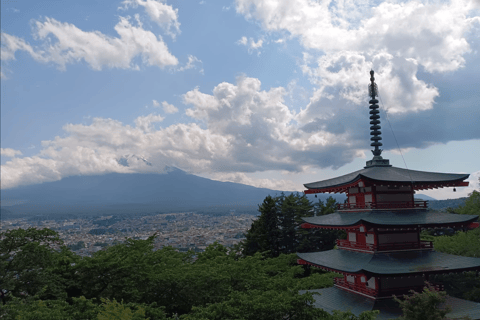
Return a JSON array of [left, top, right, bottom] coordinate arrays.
[[369, 70, 382, 157], [365, 70, 390, 167]]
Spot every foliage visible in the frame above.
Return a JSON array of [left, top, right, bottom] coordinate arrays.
[[0, 227, 67, 304], [392, 282, 473, 320], [433, 227, 480, 257], [456, 190, 480, 216], [3, 189, 480, 320], [97, 299, 148, 320], [242, 193, 341, 257]]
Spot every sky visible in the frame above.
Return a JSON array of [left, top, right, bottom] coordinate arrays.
[[1, 0, 480, 200]]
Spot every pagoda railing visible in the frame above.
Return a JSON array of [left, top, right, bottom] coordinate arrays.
[[336, 239, 376, 252], [337, 201, 428, 210], [334, 278, 378, 297], [336, 240, 433, 252]]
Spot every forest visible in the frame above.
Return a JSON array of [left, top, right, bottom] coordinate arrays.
[[0, 190, 479, 320]]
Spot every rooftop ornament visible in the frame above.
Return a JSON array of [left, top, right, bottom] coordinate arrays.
[[365, 70, 391, 168]]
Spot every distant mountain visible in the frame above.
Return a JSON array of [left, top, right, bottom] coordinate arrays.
[[414, 194, 437, 201], [1, 167, 345, 218]]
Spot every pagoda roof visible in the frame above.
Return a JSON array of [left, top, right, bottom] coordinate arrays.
[[297, 249, 480, 276], [301, 210, 478, 228], [299, 287, 480, 320], [304, 165, 469, 191]]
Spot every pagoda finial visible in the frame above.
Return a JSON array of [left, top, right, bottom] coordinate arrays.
[[368, 70, 382, 158]]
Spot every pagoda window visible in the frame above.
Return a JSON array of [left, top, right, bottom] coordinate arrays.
[[348, 232, 357, 242], [366, 277, 376, 289], [366, 234, 375, 244], [349, 187, 359, 194], [349, 196, 356, 204], [347, 275, 355, 283], [365, 194, 373, 204]]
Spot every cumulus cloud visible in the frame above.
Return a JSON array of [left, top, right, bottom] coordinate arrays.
[[134, 113, 165, 132], [2, 74, 479, 190], [235, 0, 480, 117], [175, 55, 203, 73], [1, 33, 46, 62], [2, 15, 179, 71], [1, 76, 357, 189], [236, 0, 479, 71], [121, 0, 181, 39], [1, 148, 23, 158], [237, 36, 263, 54], [161, 101, 178, 114], [209, 172, 301, 191]]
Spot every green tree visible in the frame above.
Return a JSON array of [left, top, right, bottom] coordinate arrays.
[[457, 190, 480, 216], [97, 298, 148, 320], [242, 193, 344, 257], [242, 195, 281, 257], [314, 196, 338, 216], [392, 282, 472, 320], [0, 228, 67, 304]]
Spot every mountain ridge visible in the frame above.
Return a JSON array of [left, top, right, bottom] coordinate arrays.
[[1, 168, 346, 217]]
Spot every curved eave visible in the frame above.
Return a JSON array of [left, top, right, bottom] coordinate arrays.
[[304, 166, 470, 194], [300, 211, 479, 230], [297, 250, 480, 276]]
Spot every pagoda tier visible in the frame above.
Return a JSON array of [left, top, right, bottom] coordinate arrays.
[[298, 248, 480, 301], [303, 164, 469, 210]]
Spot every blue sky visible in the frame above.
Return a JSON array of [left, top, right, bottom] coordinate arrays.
[[1, 0, 480, 200]]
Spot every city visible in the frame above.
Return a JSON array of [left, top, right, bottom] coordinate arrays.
[[1, 212, 256, 256]]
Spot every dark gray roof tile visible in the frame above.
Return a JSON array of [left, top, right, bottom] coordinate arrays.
[[302, 211, 478, 227], [300, 287, 480, 320], [304, 166, 469, 189], [297, 250, 480, 275]]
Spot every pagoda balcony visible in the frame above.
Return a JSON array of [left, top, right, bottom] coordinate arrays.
[[337, 201, 428, 210], [336, 239, 433, 252]]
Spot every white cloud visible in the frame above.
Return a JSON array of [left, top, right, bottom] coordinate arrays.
[[2, 16, 179, 71], [1, 33, 46, 62], [1, 148, 23, 158], [152, 99, 160, 107], [121, 0, 181, 39], [237, 36, 248, 46], [297, 51, 440, 123], [162, 101, 178, 114], [1, 76, 358, 189], [175, 55, 203, 73], [235, 0, 480, 117], [209, 172, 301, 191], [134, 113, 165, 132], [236, 0, 479, 72], [237, 36, 263, 53]]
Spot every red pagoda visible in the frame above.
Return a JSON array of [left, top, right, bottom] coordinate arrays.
[[297, 70, 480, 319]]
